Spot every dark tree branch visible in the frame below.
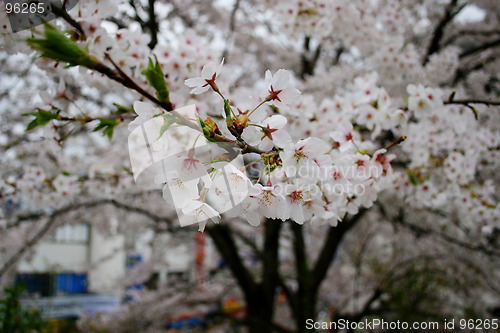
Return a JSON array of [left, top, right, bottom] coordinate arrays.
[[444, 94, 500, 119], [232, 222, 290, 303], [393, 217, 500, 257], [222, 0, 241, 60], [340, 254, 451, 321], [332, 45, 344, 66], [6, 199, 175, 231], [0, 216, 57, 277], [459, 37, 500, 59], [443, 29, 500, 47], [348, 287, 383, 322], [260, 219, 283, 325], [289, 223, 314, 330], [262, 219, 282, 283], [232, 228, 265, 260], [275, 274, 297, 320], [234, 225, 295, 321], [422, 0, 464, 65], [208, 223, 285, 333], [129, 0, 147, 25], [94, 55, 267, 155], [444, 99, 500, 106], [100, 53, 174, 111], [311, 210, 367, 292], [51, 2, 85, 38], [291, 223, 309, 280], [377, 203, 500, 257], [206, 224, 256, 298], [452, 53, 499, 84], [165, 0, 195, 28], [107, 199, 174, 229], [147, 0, 160, 49], [300, 36, 322, 79], [106, 17, 129, 30]]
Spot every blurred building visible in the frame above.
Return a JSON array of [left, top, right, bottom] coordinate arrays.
[[8, 213, 219, 326]]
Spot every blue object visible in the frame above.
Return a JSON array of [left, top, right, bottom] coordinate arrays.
[[126, 254, 142, 269], [124, 254, 144, 302], [56, 273, 87, 294]]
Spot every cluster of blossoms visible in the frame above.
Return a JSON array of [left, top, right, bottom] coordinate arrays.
[[389, 84, 500, 230], [0, 0, 497, 237], [126, 60, 400, 230], [0, 1, 499, 329], [270, 0, 462, 96]]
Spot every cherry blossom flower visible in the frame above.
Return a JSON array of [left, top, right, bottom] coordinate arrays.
[[280, 137, 330, 179], [330, 121, 357, 152], [372, 148, 395, 176], [185, 59, 224, 94], [263, 69, 301, 111], [407, 84, 443, 117], [258, 115, 292, 150], [181, 200, 220, 232], [247, 184, 288, 221], [167, 149, 208, 183], [279, 180, 322, 224], [225, 195, 262, 227], [206, 163, 252, 213], [128, 101, 160, 132], [162, 178, 200, 211]]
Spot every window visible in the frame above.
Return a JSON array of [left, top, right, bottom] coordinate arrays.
[[16, 273, 87, 296], [15, 273, 53, 297], [54, 223, 89, 243]]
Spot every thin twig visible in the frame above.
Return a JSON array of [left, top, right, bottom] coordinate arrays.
[[97, 55, 266, 154], [459, 37, 500, 59], [422, 0, 464, 65], [443, 29, 500, 47], [51, 2, 86, 38], [444, 99, 500, 106], [452, 53, 499, 84], [222, 0, 241, 60], [383, 136, 407, 151], [103, 53, 174, 111]]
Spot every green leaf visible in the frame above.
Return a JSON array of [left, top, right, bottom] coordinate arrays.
[[224, 99, 233, 127], [157, 113, 177, 139], [142, 55, 170, 103], [448, 91, 456, 102], [25, 24, 98, 68], [408, 172, 418, 186], [93, 118, 118, 140], [112, 103, 134, 115], [196, 114, 205, 129], [406, 170, 423, 186], [23, 108, 59, 131], [195, 114, 213, 139], [469, 105, 478, 120]]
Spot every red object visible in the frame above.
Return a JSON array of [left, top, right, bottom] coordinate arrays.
[[194, 232, 205, 286]]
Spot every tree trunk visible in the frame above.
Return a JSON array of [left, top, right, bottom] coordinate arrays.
[[245, 284, 276, 333]]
